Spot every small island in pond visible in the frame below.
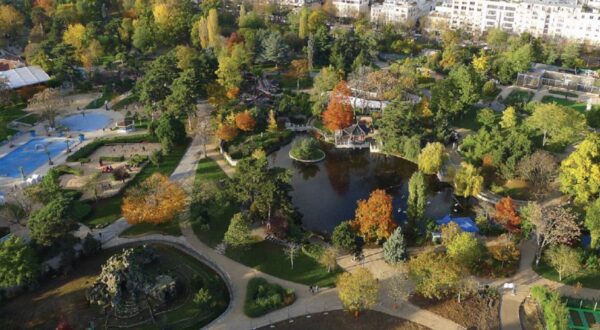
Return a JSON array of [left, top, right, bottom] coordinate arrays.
[[288, 137, 326, 163]]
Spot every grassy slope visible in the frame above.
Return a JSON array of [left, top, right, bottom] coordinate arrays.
[[534, 258, 600, 289], [84, 141, 190, 227], [0, 104, 27, 141], [192, 158, 339, 287]]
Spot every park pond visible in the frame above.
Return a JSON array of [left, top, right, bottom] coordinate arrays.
[[268, 136, 452, 234]]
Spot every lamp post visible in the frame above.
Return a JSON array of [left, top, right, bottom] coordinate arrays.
[[44, 144, 53, 165]]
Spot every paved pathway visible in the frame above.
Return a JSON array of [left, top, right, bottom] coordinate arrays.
[[98, 125, 466, 329]]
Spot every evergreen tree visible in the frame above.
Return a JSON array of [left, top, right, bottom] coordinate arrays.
[[383, 227, 406, 264], [259, 32, 289, 68], [407, 171, 427, 223]]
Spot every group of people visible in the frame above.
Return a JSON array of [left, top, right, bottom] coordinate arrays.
[[309, 285, 319, 294]]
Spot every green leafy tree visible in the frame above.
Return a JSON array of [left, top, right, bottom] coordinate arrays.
[[165, 68, 202, 124], [408, 252, 461, 300], [407, 171, 426, 223], [526, 103, 585, 147], [0, 236, 39, 288], [559, 134, 600, 205], [332, 221, 357, 252], [228, 154, 291, 222], [377, 100, 422, 155], [477, 108, 496, 128], [28, 196, 74, 247], [137, 54, 179, 110], [383, 227, 406, 264], [224, 212, 253, 248], [585, 197, 600, 249], [310, 66, 340, 116], [132, 15, 157, 54], [453, 162, 484, 199], [544, 245, 581, 281], [155, 113, 186, 154], [446, 232, 484, 269], [448, 64, 482, 106], [418, 142, 446, 175]]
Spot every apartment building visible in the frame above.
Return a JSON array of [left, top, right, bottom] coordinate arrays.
[[371, 0, 436, 26], [331, 0, 370, 18], [431, 0, 600, 44]]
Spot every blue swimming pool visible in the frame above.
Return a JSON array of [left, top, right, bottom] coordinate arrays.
[[0, 138, 72, 178], [59, 113, 111, 132]]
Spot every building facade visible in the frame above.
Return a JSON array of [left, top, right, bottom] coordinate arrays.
[[371, 0, 436, 26], [431, 0, 600, 44], [331, 0, 370, 18]]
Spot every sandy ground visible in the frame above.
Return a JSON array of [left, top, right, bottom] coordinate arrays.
[[60, 142, 161, 200], [409, 294, 501, 330]]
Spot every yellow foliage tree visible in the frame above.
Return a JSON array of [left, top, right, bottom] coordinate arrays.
[[63, 23, 86, 51], [122, 173, 187, 224], [336, 267, 378, 315]]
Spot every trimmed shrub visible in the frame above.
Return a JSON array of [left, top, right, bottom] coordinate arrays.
[[244, 278, 295, 318], [530, 286, 569, 330]]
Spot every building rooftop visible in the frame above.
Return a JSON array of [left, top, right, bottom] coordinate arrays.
[[0, 65, 51, 89]]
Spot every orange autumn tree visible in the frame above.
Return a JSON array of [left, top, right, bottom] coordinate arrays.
[[495, 197, 521, 234], [217, 123, 239, 141], [322, 80, 353, 131], [352, 189, 397, 242], [122, 173, 187, 224], [235, 111, 256, 132]]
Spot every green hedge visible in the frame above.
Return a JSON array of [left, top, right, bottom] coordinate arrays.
[[67, 134, 157, 162], [227, 130, 294, 160], [53, 164, 83, 176], [244, 277, 295, 318], [99, 155, 125, 162], [530, 286, 569, 330]]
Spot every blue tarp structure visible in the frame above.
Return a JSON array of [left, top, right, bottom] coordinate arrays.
[[437, 214, 479, 233]]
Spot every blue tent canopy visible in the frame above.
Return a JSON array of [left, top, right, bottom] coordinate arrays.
[[437, 214, 479, 233]]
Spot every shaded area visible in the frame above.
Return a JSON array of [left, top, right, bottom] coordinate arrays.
[[409, 294, 500, 330], [0, 244, 229, 330], [257, 309, 430, 330]]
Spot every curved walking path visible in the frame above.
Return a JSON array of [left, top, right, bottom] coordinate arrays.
[[496, 238, 600, 330], [97, 122, 465, 329]]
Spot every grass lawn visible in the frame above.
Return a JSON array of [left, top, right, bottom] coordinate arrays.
[[451, 107, 499, 131], [16, 113, 39, 125], [541, 96, 587, 113], [112, 93, 139, 110], [226, 241, 340, 287], [192, 158, 237, 247], [192, 160, 339, 287], [534, 258, 600, 289], [275, 74, 313, 90], [0, 244, 229, 329], [83, 141, 190, 228], [0, 103, 27, 141], [85, 92, 116, 109], [548, 89, 579, 98], [503, 89, 533, 106]]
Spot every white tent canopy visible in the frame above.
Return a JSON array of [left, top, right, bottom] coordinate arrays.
[[0, 65, 50, 89]]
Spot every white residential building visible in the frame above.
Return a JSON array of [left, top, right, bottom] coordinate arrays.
[[371, 0, 436, 26], [430, 0, 600, 44], [331, 0, 370, 18], [276, 0, 317, 7]]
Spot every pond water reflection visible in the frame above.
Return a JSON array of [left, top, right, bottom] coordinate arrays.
[[268, 136, 448, 234]]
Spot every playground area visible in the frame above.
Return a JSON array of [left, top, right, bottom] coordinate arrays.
[[60, 142, 161, 200]]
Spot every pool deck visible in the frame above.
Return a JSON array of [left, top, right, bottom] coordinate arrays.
[[0, 109, 124, 192]]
